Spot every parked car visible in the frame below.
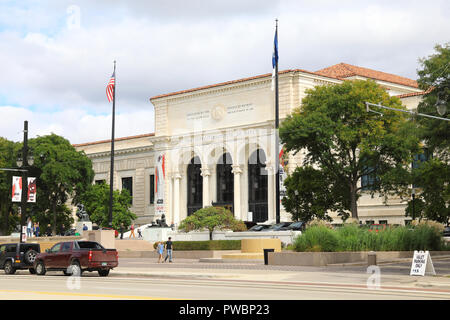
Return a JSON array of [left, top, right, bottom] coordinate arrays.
[[443, 226, 450, 237], [266, 222, 292, 231], [0, 243, 41, 274], [248, 224, 271, 232], [281, 221, 306, 231], [34, 240, 118, 277], [64, 229, 77, 236]]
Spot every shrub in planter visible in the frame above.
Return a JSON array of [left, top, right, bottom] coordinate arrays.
[[153, 240, 241, 251], [294, 226, 339, 252]]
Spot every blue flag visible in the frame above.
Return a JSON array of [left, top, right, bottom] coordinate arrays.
[[271, 28, 278, 91]]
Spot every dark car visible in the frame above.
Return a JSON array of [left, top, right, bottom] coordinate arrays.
[[281, 221, 306, 231], [443, 226, 450, 237], [266, 222, 292, 231], [248, 224, 271, 232], [0, 243, 41, 274]]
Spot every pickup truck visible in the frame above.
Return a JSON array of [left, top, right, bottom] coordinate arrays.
[[34, 241, 118, 277]]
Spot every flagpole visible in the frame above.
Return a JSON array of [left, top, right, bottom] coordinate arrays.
[[108, 60, 116, 228], [274, 19, 281, 224]]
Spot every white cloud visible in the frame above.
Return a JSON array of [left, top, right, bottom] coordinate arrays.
[[0, 0, 449, 144]]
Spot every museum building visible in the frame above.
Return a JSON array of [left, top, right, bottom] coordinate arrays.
[[74, 63, 426, 227]]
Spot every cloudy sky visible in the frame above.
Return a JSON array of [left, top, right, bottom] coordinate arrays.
[[1, 0, 449, 144]]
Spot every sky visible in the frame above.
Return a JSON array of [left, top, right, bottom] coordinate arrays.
[[0, 0, 449, 144]]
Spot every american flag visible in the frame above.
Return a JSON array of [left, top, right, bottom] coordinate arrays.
[[106, 71, 115, 102]]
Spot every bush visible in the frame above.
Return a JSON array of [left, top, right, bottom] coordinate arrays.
[[153, 240, 241, 251], [293, 226, 339, 252], [293, 223, 447, 252]]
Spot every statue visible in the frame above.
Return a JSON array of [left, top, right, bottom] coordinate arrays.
[[76, 204, 90, 222]]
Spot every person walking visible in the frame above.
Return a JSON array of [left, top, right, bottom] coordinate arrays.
[[130, 223, 136, 238], [164, 237, 173, 263], [157, 242, 164, 263], [27, 218, 32, 238], [120, 223, 124, 240], [35, 222, 40, 237]]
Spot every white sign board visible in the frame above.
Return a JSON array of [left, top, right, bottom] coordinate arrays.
[[410, 250, 436, 276], [155, 153, 165, 216], [247, 212, 253, 222], [12, 176, 22, 202], [22, 226, 27, 243]]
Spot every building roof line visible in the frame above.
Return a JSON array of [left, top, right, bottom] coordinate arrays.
[[73, 133, 155, 148]]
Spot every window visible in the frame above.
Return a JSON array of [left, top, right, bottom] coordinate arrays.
[[361, 166, 377, 191], [61, 242, 72, 252], [379, 220, 388, 225], [95, 179, 106, 185], [0, 245, 5, 254], [6, 245, 17, 253], [150, 174, 155, 204], [122, 177, 133, 204], [365, 220, 375, 225], [76, 241, 104, 249], [50, 243, 61, 253]]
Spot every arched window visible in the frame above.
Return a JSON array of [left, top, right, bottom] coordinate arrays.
[[216, 153, 234, 206], [187, 156, 203, 216], [248, 149, 268, 222]]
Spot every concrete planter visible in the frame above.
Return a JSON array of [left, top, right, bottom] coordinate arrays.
[[118, 250, 241, 259], [269, 250, 450, 266]]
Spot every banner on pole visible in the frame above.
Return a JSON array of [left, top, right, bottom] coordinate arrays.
[[12, 176, 22, 202], [27, 177, 37, 203], [155, 153, 165, 216]]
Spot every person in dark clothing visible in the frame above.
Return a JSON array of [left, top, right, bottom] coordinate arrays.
[[120, 223, 124, 240], [164, 237, 173, 263]]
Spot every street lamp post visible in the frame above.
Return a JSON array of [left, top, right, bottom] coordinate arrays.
[[17, 121, 33, 242], [411, 187, 416, 221]]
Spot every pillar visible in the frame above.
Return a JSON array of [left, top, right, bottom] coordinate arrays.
[[173, 172, 181, 225], [201, 166, 211, 207], [232, 164, 242, 220]]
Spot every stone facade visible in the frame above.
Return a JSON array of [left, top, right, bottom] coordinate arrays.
[[74, 64, 425, 227]]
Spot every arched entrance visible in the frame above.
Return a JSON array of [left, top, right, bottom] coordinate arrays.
[[248, 149, 268, 222], [187, 156, 202, 215], [215, 153, 234, 212]]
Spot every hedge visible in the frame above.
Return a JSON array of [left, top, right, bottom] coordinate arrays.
[[293, 224, 449, 252], [153, 240, 241, 251]]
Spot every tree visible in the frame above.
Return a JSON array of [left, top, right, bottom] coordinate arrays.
[[282, 166, 341, 223], [409, 43, 450, 223], [28, 134, 94, 235], [79, 182, 137, 230], [279, 80, 420, 220], [0, 137, 20, 235], [178, 207, 247, 240]]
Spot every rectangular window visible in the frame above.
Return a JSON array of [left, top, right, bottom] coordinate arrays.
[[361, 166, 377, 191], [150, 174, 155, 204], [95, 179, 106, 185], [122, 177, 133, 204], [379, 220, 388, 225]]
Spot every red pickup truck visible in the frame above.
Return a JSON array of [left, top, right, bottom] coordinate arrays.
[[34, 241, 118, 277]]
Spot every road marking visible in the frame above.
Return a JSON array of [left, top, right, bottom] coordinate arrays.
[[0, 289, 178, 300]]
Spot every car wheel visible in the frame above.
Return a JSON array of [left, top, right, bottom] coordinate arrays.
[[98, 269, 110, 277], [35, 261, 46, 275], [24, 249, 38, 265], [69, 260, 82, 276], [4, 261, 16, 274], [29, 268, 36, 274]]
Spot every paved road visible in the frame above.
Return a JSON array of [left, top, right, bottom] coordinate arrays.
[[1, 273, 449, 300]]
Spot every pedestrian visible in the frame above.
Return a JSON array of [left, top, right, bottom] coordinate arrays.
[[130, 223, 136, 238], [157, 242, 164, 263], [46, 224, 52, 237], [137, 228, 142, 239], [35, 222, 40, 237], [120, 223, 124, 239], [83, 224, 88, 231], [164, 237, 173, 263], [27, 218, 32, 238]]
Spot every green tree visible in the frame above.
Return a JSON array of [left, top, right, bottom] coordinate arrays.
[[79, 183, 137, 230], [28, 134, 94, 235], [279, 80, 420, 220], [282, 166, 338, 223], [0, 137, 20, 235], [409, 43, 450, 223], [178, 207, 247, 240]]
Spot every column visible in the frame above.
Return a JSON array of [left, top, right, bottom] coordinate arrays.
[[232, 164, 242, 220], [266, 162, 275, 223], [201, 166, 211, 207], [173, 172, 181, 226]]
